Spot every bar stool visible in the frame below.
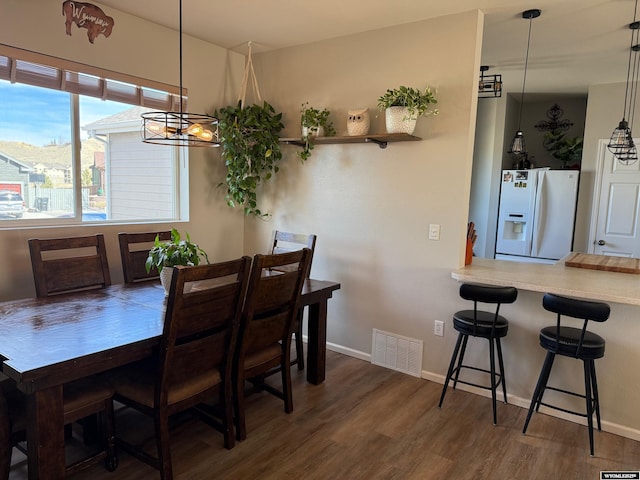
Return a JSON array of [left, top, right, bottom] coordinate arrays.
[[438, 283, 518, 425], [522, 293, 610, 456]]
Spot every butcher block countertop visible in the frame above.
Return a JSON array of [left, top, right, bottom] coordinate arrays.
[[564, 252, 640, 274], [451, 255, 640, 306]]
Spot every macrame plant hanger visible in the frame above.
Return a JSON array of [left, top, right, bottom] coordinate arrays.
[[238, 42, 263, 107]]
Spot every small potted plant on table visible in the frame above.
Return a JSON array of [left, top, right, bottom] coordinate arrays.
[[299, 102, 336, 161], [377, 85, 438, 135], [145, 228, 210, 295]]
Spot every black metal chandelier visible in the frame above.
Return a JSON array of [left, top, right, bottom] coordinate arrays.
[[508, 9, 541, 158], [608, 0, 640, 166], [478, 66, 502, 98], [141, 0, 219, 147]]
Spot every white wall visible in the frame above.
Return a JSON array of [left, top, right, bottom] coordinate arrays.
[[245, 10, 484, 370], [0, 0, 246, 299]]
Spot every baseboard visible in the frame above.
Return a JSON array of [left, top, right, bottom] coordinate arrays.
[[317, 341, 640, 443]]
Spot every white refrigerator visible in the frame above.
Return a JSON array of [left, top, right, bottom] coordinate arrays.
[[495, 168, 579, 264]]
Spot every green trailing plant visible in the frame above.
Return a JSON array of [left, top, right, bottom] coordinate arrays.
[[377, 85, 439, 119], [215, 101, 284, 217], [145, 228, 209, 274], [542, 129, 583, 169], [298, 102, 336, 162]]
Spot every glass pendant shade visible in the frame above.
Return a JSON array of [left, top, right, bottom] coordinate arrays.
[[509, 130, 526, 156]]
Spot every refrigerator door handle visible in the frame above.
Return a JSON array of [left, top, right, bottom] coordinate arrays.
[[531, 172, 547, 257]]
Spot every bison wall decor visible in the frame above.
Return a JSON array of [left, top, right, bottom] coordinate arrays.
[[62, 1, 114, 44]]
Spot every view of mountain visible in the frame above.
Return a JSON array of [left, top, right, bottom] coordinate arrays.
[[0, 139, 104, 168]]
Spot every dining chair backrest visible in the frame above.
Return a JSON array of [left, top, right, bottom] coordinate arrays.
[[28, 234, 111, 297], [118, 231, 172, 284], [158, 258, 251, 407], [234, 249, 311, 441], [270, 230, 316, 278], [239, 249, 312, 360]]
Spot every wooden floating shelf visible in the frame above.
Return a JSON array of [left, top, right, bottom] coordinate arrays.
[[279, 133, 421, 149]]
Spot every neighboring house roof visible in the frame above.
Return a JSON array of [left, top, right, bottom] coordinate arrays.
[[83, 105, 153, 134], [0, 151, 33, 173]]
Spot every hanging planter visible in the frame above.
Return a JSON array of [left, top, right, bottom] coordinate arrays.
[[215, 43, 284, 217]]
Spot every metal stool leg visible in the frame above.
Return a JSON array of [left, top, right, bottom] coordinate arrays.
[[496, 337, 507, 404], [584, 360, 595, 456], [439, 333, 464, 408], [590, 360, 601, 431], [523, 351, 555, 434], [489, 337, 498, 425], [452, 335, 469, 390]]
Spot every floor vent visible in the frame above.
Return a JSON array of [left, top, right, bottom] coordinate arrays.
[[371, 328, 423, 377]]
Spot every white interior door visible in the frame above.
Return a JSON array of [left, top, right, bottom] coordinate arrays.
[[590, 140, 640, 257]]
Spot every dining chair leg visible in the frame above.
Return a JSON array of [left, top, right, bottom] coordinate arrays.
[[293, 309, 305, 370], [155, 414, 173, 480], [103, 400, 118, 472], [234, 375, 247, 442], [0, 393, 10, 480]]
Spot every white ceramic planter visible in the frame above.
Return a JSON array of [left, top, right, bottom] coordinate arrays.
[[159, 266, 174, 297], [302, 125, 324, 138], [385, 106, 417, 135]]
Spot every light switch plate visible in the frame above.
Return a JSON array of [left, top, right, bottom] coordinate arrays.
[[429, 224, 440, 240]]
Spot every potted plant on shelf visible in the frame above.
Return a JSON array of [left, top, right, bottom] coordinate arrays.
[[377, 85, 438, 135], [215, 100, 284, 217], [145, 228, 210, 295], [298, 102, 336, 162]]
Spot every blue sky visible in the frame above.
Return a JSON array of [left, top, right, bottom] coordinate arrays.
[[0, 80, 127, 146]]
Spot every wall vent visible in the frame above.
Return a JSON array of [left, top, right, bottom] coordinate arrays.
[[372, 328, 423, 377]]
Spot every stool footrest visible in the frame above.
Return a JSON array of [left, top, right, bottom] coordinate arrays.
[[538, 385, 598, 419], [451, 365, 504, 392]]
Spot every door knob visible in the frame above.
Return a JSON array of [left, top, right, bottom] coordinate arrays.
[[597, 240, 606, 246]]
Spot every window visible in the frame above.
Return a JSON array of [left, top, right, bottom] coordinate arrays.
[[0, 45, 188, 225]]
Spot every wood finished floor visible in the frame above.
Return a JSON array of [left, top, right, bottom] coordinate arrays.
[[9, 350, 640, 479]]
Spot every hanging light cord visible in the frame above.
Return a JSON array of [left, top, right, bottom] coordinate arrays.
[[517, 14, 534, 130], [622, 0, 639, 123], [178, 0, 184, 116]]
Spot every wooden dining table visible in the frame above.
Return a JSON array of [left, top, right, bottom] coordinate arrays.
[[0, 278, 340, 479]]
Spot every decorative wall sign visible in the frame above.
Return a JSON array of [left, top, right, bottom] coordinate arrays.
[[534, 103, 573, 132], [62, 1, 114, 44]]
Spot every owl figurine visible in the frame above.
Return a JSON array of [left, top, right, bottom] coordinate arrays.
[[347, 107, 370, 136]]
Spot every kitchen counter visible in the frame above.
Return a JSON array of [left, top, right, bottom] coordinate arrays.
[[451, 256, 640, 306]]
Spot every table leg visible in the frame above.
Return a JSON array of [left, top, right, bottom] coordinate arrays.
[[26, 385, 65, 480], [306, 300, 327, 385]]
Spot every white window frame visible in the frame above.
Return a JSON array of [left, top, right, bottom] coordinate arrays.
[[0, 43, 189, 227]]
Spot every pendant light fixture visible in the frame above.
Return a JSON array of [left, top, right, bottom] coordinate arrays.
[[478, 65, 503, 98], [141, 0, 219, 146], [508, 9, 541, 158], [608, 0, 640, 166]]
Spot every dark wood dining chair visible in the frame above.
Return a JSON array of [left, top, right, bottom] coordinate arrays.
[[106, 258, 251, 480], [118, 231, 172, 283], [234, 249, 311, 441], [28, 234, 111, 297], [270, 230, 317, 370], [0, 377, 117, 478]]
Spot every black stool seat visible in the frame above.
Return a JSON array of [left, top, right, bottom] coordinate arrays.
[[439, 283, 517, 425], [523, 293, 610, 457], [539, 326, 605, 359], [454, 310, 509, 338]]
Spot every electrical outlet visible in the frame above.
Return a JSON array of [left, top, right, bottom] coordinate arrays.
[[434, 320, 444, 337]]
